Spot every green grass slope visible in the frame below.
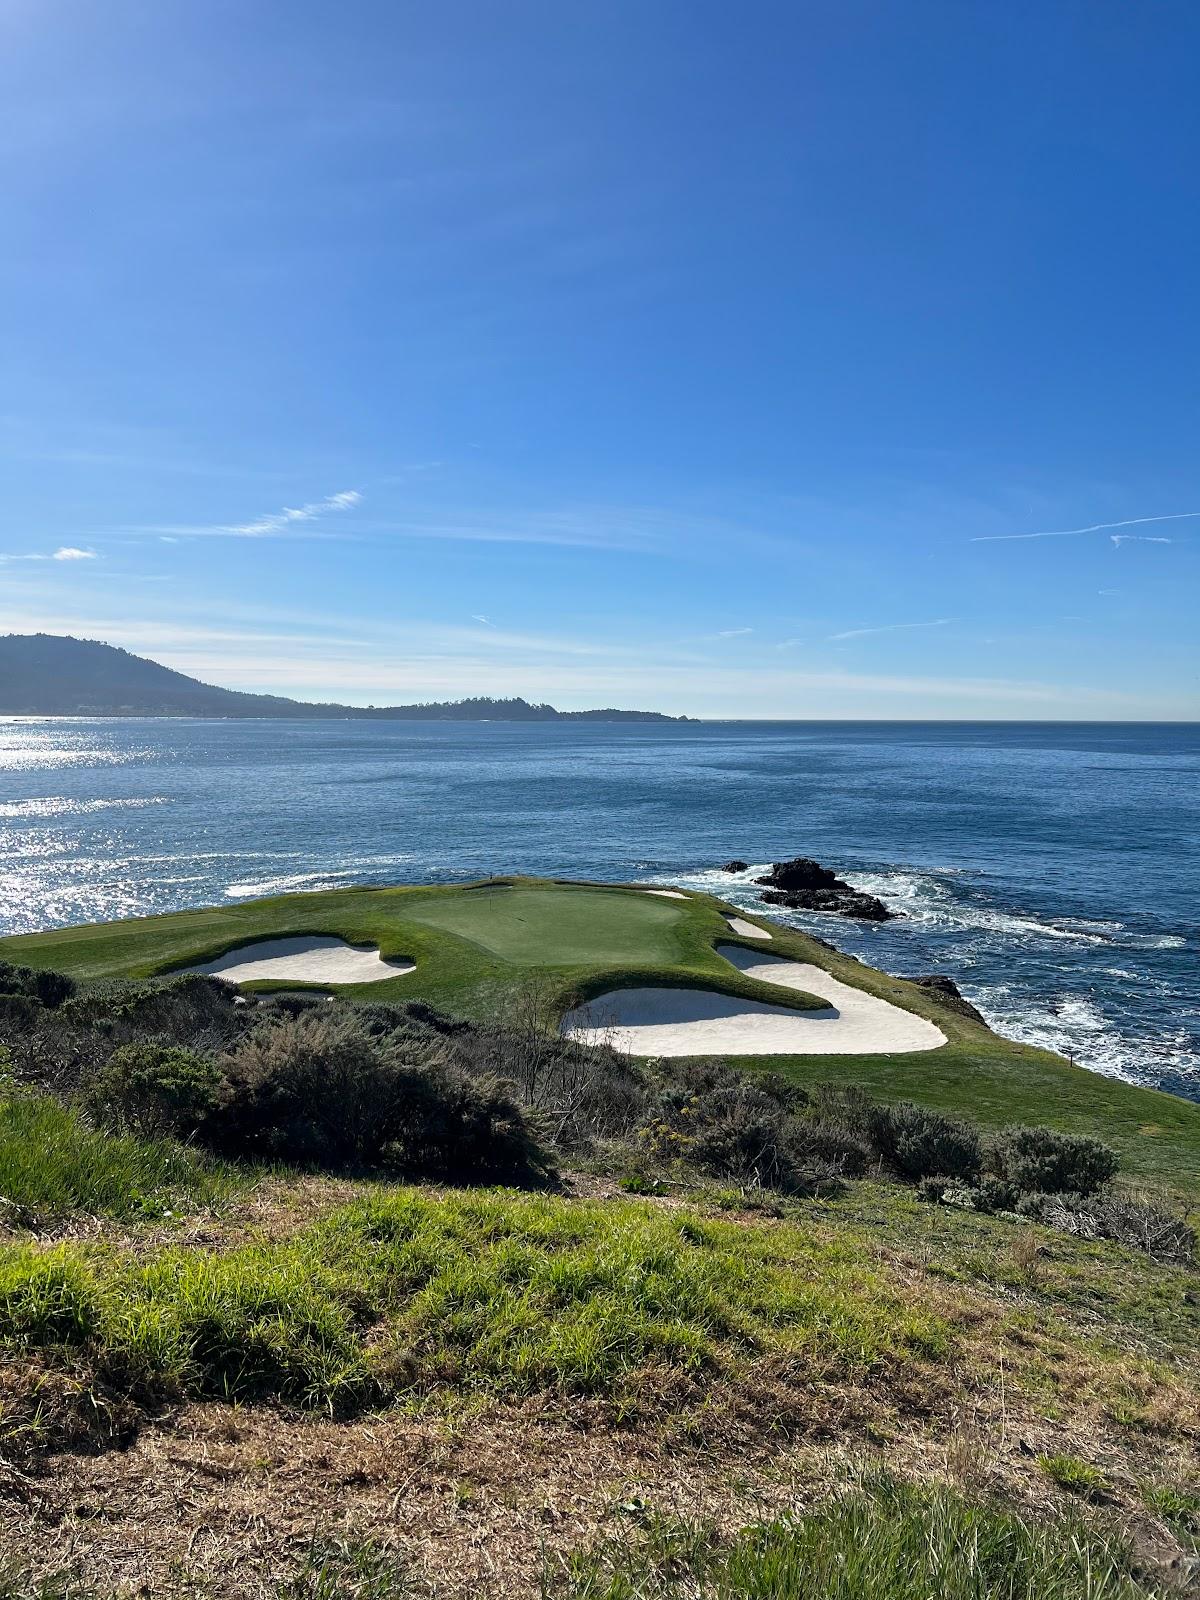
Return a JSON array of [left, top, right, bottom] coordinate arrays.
[[3, 878, 1198, 1189]]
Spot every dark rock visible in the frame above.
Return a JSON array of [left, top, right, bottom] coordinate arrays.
[[754, 856, 897, 921], [904, 975, 987, 1025], [755, 856, 840, 891], [761, 886, 895, 921], [720, 860, 749, 873]]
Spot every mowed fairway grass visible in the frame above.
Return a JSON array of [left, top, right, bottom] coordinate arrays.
[[4, 877, 1199, 1190]]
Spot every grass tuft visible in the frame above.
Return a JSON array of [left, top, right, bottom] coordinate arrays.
[[549, 1473, 1161, 1598], [0, 1091, 235, 1223], [1039, 1453, 1109, 1500], [0, 1189, 952, 1418]]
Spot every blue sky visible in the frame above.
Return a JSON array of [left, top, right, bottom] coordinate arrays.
[[2, 0, 1198, 717]]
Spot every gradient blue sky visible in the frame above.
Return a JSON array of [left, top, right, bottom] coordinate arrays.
[[2, 0, 1198, 717]]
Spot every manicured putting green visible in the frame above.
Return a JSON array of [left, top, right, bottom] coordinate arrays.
[[400, 883, 687, 966]]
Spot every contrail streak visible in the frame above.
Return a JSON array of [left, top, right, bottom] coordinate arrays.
[[971, 510, 1200, 543]]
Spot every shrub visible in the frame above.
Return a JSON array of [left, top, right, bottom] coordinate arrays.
[[0, 993, 42, 1040], [89, 1041, 222, 1139], [451, 1019, 649, 1148], [970, 1174, 1020, 1214], [801, 1087, 980, 1183], [640, 1066, 866, 1194], [869, 1102, 982, 1182], [62, 974, 242, 1043], [210, 1013, 553, 1183], [1018, 1190, 1195, 1265], [0, 961, 75, 1010], [916, 1175, 949, 1204], [987, 1126, 1119, 1197]]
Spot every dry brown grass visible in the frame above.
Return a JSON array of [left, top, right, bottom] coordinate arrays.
[[4, 1372, 1197, 1600]]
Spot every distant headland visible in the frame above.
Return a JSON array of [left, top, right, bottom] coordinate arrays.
[[0, 634, 692, 722]]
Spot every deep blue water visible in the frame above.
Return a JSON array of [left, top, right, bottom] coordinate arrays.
[[2, 717, 1197, 1101]]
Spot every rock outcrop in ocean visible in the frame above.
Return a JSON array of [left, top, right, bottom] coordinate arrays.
[[754, 857, 896, 922]]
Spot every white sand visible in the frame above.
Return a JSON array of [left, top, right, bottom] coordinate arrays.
[[642, 888, 689, 899], [725, 915, 772, 940], [186, 935, 414, 986], [561, 943, 946, 1057]]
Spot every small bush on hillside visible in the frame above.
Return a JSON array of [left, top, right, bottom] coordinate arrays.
[[987, 1125, 1118, 1197], [448, 974, 651, 1148], [210, 1013, 552, 1182], [1018, 1189, 1195, 1265], [0, 993, 42, 1040], [4, 974, 248, 1101], [800, 1086, 980, 1182], [62, 974, 242, 1043], [969, 1174, 1021, 1214], [867, 1101, 981, 1181], [254, 992, 331, 1020], [0, 961, 75, 1009], [382, 1070, 555, 1184], [640, 1066, 867, 1194], [460, 1026, 648, 1148], [90, 1041, 221, 1139]]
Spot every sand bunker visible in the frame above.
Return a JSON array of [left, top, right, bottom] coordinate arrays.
[[642, 888, 689, 899], [186, 936, 414, 986], [726, 915, 772, 939], [561, 943, 946, 1057]]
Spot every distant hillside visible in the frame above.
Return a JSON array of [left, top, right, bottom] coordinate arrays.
[[0, 634, 688, 722]]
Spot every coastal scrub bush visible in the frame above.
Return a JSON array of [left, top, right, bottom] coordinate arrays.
[[862, 1101, 981, 1182], [987, 1126, 1119, 1197], [0, 961, 75, 1010], [445, 974, 650, 1147], [89, 1041, 222, 1139], [799, 1086, 981, 1182], [639, 1065, 867, 1193], [2, 974, 248, 1102], [210, 1013, 552, 1182], [1017, 1190, 1195, 1265], [61, 974, 242, 1046]]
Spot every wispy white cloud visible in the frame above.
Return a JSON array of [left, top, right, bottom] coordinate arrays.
[[830, 618, 952, 641], [353, 507, 662, 551], [0, 546, 99, 564], [471, 614, 494, 626], [131, 489, 364, 541], [972, 510, 1199, 544], [225, 488, 363, 537], [710, 627, 753, 639], [1111, 534, 1171, 547]]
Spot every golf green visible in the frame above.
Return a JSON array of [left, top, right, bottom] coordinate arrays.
[[398, 883, 688, 965]]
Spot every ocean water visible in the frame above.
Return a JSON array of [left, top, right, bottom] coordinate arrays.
[[1, 717, 1196, 1102]]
